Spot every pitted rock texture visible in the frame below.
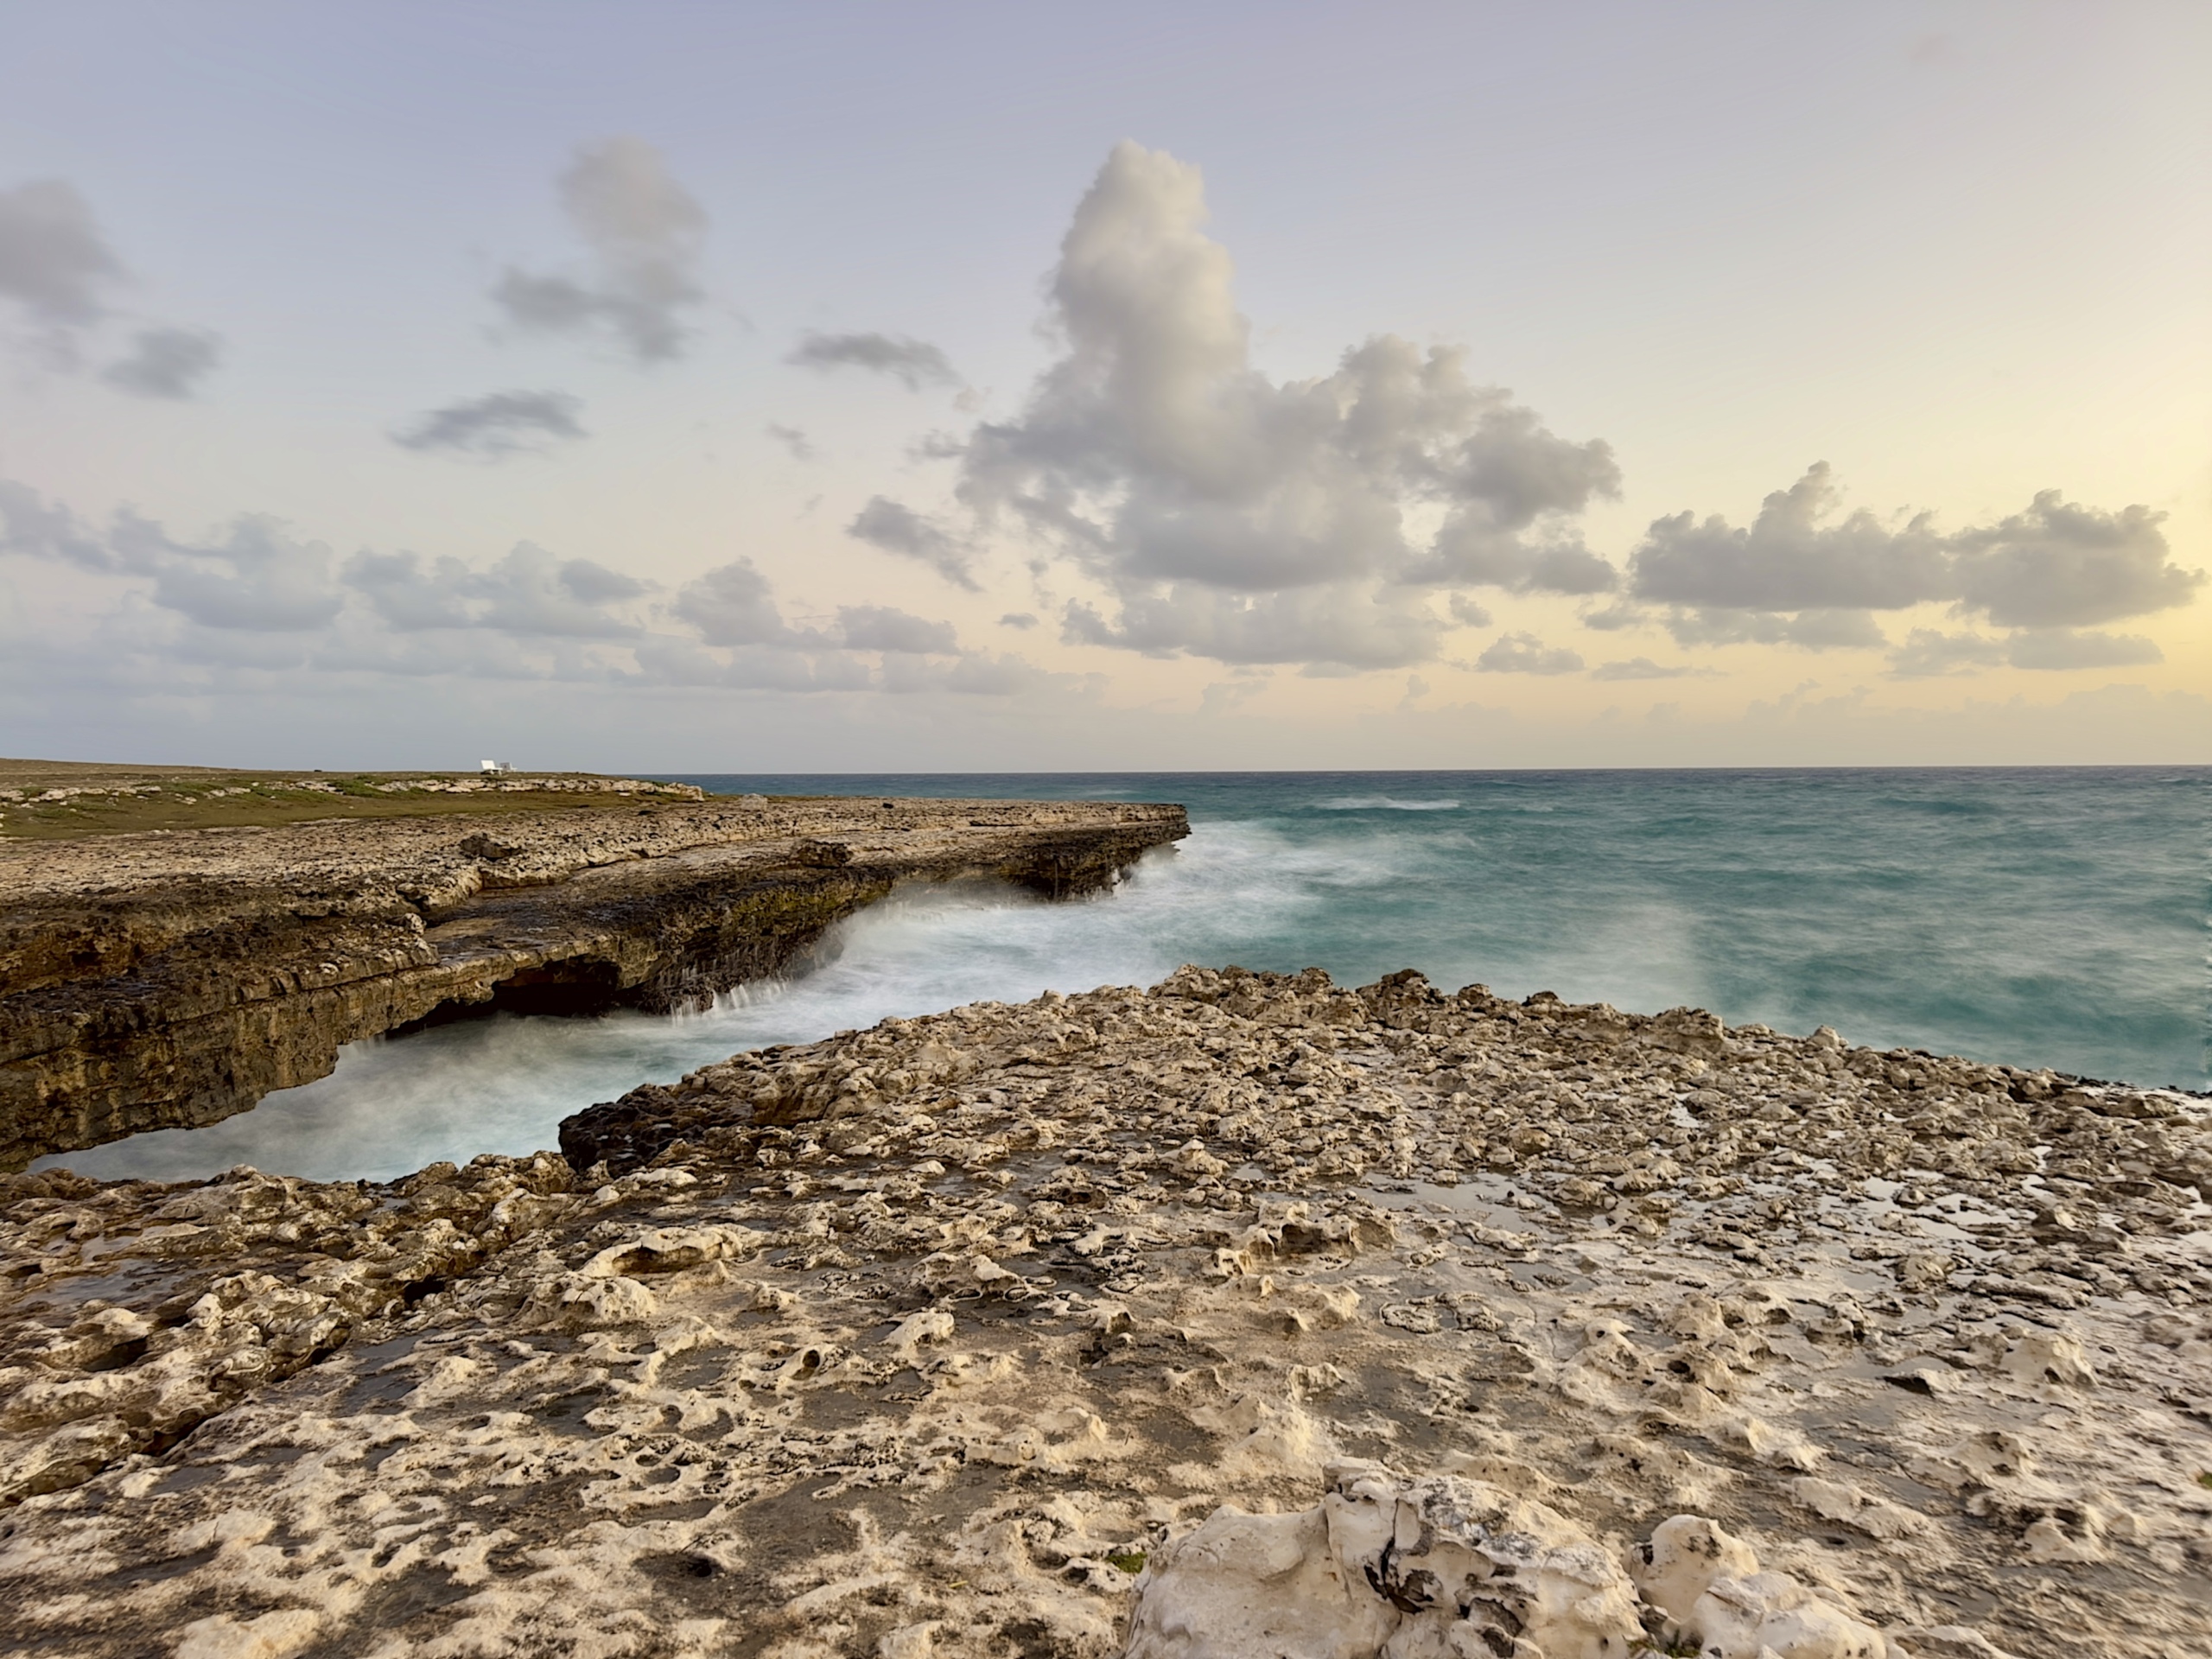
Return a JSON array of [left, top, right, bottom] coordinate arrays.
[[1, 966, 2208, 1657], [0, 796, 1186, 1167]]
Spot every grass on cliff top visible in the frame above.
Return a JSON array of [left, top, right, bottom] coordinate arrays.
[[0, 760, 789, 841]]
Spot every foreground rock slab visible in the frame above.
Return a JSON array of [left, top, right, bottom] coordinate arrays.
[[1, 794, 1186, 1167], [2, 967, 2208, 1657]]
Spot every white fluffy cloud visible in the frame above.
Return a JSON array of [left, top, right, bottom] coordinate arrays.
[[392, 390, 587, 458], [1626, 463, 2202, 652], [957, 142, 1618, 671], [493, 138, 707, 363]]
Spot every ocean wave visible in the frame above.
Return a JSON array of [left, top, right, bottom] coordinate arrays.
[[1312, 797, 1460, 811]]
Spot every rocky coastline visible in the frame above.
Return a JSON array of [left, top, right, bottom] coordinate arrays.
[[1, 966, 2206, 1657], [0, 793, 1188, 1170]]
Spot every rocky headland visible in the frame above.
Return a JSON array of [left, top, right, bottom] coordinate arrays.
[[2, 967, 2206, 1658], [0, 790, 1188, 1170]]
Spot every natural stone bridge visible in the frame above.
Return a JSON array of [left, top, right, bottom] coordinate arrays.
[[0, 793, 1188, 1168]]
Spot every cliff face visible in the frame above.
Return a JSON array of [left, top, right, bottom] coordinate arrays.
[[0, 797, 1187, 1168]]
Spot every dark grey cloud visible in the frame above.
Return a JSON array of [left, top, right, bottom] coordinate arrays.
[[999, 612, 1039, 629], [848, 496, 978, 589], [392, 391, 586, 458], [493, 138, 707, 363], [765, 423, 815, 461], [1887, 626, 2162, 678], [0, 179, 120, 326], [953, 143, 1619, 671], [1626, 463, 2202, 646], [834, 605, 957, 654], [1447, 594, 1493, 628], [1474, 632, 1584, 675], [100, 326, 224, 399], [788, 332, 958, 391], [0, 182, 218, 386]]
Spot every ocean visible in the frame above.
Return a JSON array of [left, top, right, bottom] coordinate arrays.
[[41, 767, 2208, 1184]]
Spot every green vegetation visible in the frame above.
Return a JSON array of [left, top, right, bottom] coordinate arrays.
[[0, 763, 706, 841], [1105, 1550, 1147, 1575]]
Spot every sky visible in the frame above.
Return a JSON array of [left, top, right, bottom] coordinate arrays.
[[1, 2, 2207, 771]]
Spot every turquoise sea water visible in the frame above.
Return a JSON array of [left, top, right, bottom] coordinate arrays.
[[43, 768, 2208, 1184]]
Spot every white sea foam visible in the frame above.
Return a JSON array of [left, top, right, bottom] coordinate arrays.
[[1313, 797, 1460, 811], [46, 825, 1375, 1182]]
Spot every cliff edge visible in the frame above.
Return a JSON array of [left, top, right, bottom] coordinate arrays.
[[0, 791, 1188, 1168]]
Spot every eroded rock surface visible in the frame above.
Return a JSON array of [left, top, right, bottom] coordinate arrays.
[[2, 966, 2208, 1657], [1, 796, 1186, 1167]]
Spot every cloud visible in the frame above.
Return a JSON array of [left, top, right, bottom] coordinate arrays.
[[765, 423, 814, 461], [343, 541, 644, 636], [1946, 493, 2199, 627], [2005, 626, 2163, 671], [787, 331, 958, 391], [999, 612, 1039, 629], [1888, 626, 2163, 678], [956, 142, 1618, 670], [848, 495, 978, 588], [111, 512, 346, 632], [1475, 632, 1584, 675], [1662, 606, 1888, 651], [0, 179, 121, 327], [1628, 463, 2202, 645], [3, 480, 1088, 709], [492, 137, 707, 363], [392, 390, 587, 458], [344, 550, 475, 629], [671, 559, 799, 646], [661, 561, 1037, 694], [1446, 593, 1492, 628], [0, 477, 111, 569], [469, 544, 643, 636], [834, 605, 957, 654], [1591, 657, 1708, 680], [1065, 585, 1441, 670], [99, 325, 224, 399]]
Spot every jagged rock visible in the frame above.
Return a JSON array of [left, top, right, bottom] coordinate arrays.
[[0, 964, 2204, 1656]]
